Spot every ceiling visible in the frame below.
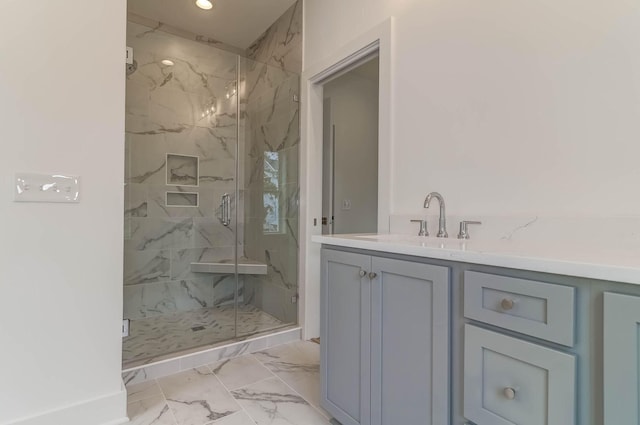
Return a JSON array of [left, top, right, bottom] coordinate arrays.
[[128, 0, 298, 49]]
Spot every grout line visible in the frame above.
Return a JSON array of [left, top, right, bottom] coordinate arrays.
[[154, 377, 180, 425], [206, 363, 259, 425], [269, 371, 331, 421], [249, 349, 331, 422], [125, 379, 164, 405], [225, 374, 278, 393]]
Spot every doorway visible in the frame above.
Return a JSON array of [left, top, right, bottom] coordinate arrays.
[[321, 56, 380, 235]]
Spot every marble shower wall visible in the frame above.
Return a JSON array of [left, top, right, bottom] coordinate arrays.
[[241, 1, 302, 324], [124, 21, 242, 321]]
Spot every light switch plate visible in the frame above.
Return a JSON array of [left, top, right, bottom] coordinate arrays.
[[14, 173, 81, 203]]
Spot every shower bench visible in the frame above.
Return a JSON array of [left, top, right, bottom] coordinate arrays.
[[190, 259, 268, 275]]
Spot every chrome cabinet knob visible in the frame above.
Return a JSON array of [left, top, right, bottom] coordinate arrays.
[[369, 272, 377, 279], [501, 298, 515, 311], [359, 270, 367, 277], [503, 387, 516, 400]]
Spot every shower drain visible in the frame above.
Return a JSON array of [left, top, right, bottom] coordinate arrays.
[[191, 326, 205, 332]]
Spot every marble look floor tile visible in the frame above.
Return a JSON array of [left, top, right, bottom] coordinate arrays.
[[128, 380, 164, 403], [210, 355, 274, 391], [253, 341, 323, 411], [231, 377, 329, 425], [158, 366, 241, 425], [212, 411, 256, 425], [127, 394, 176, 425]]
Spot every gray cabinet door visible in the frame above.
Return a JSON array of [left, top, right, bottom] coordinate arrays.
[[603, 292, 640, 425], [370, 257, 450, 425], [321, 249, 371, 425]]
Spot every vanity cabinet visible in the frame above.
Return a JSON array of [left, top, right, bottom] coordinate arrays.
[[321, 248, 450, 425], [320, 243, 640, 425], [603, 292, 640, 425]]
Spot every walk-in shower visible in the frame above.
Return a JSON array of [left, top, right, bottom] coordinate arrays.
[[122, 6, 300, 367]]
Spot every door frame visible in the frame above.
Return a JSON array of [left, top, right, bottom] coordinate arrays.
[[299, 18, 394, 338]]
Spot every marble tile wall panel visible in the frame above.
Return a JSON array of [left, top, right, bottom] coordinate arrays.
[[165, 126, 236, 163], [125, 249, 171, 286], [244, 277, 297, 325], [127, 133, 168, 185], [127, 22, 237, 87], [125, 183, 149, 218], [246, 1, 302, 74], [127, 12, 245, 54], [124, 279, 215, 320], [126, 218, 194, 252], [199, 159, 237, 189], [213, 275, 243, 307]]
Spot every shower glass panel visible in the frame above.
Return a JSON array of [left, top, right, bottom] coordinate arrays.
[[236, 57, 300, 339], [122, 20, 298, 367]]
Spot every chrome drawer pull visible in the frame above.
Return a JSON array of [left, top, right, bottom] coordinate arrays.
[[501, 298, 515, 311], [359, 270, 367, 277], [369, 272, 378, 279], [503, 387, 516, 400]]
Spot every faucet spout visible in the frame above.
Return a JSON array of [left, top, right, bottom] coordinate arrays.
[[424, 192, 448, 238]]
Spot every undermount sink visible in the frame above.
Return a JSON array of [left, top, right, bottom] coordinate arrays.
[[353, 234, 467, 248]]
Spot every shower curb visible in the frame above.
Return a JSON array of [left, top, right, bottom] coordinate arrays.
[[122, 326, 301, 386]]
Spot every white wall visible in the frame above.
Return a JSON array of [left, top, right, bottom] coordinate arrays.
[[0, 1, 127, 424], [324, 64, 379, 234], [304, 0, 640, 217]]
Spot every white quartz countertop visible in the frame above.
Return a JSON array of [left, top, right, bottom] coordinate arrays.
[[312, 233, 640, 285]]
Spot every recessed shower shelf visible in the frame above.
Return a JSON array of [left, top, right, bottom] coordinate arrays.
[[190, 259, 268, 275]]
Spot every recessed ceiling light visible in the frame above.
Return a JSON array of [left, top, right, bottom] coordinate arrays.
[[195, 0, 213, 10], [161, 59, 175, 66]]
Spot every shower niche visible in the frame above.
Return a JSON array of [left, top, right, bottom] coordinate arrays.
[[122, 2, 301, 367], [166, 154, 199, 186]]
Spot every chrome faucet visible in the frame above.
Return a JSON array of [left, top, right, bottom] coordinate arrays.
[[424, 192, 448, 238]]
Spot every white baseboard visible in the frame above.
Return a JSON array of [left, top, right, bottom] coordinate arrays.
[[3, 385, 128, 425]]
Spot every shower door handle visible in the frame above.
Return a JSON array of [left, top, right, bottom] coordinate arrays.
[[220, 193, 231, 226]]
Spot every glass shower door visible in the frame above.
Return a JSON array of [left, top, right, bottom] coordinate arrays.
[[122, 20, 241, 366]]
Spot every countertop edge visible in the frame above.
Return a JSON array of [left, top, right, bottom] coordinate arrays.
[[312, 235, 640, 285]]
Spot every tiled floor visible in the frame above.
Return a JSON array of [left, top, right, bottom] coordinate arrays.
[[126, 340, 332, 425], [123, 305, 287, 365]]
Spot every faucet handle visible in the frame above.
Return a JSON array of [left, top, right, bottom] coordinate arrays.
[[457, 221, 482, 239], [410, 219, 429, 237]]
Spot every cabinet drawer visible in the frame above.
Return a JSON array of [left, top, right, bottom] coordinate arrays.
[[464, 325, 576, 425], [464, 271, 575, 346]]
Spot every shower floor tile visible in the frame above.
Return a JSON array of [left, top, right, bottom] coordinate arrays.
[[123, 305, 286, 365]]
